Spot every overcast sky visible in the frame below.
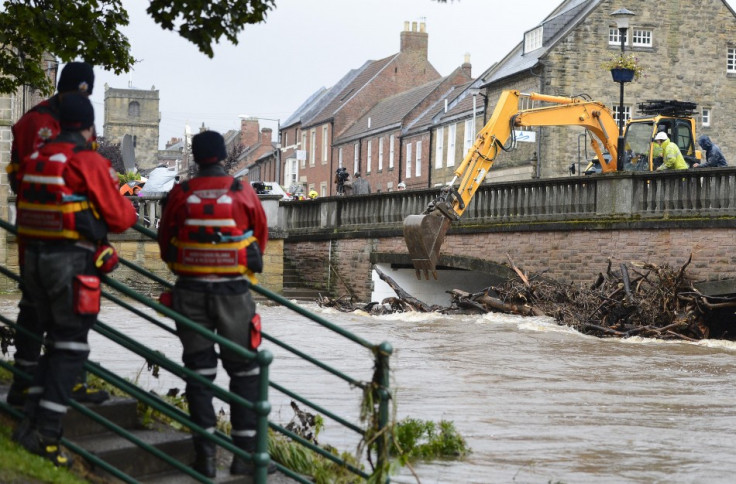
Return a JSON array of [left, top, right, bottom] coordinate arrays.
[[89, 0, 736, 149]]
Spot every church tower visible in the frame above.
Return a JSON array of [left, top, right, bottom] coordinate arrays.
[[103, 83, 160, 171]]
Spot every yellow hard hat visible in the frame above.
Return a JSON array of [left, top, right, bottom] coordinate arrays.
[[308, 190, 318, 199]]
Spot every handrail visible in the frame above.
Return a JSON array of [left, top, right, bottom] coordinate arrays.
[[0, 218, 393, 482]]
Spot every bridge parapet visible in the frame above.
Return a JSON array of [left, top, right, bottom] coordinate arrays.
[[279, 167, 736, 236]]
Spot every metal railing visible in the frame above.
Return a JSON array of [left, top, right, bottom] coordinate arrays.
[[0, 219, 393, 483]]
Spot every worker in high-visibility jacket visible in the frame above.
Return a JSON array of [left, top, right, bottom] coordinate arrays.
[[654, 132, 688, 170]]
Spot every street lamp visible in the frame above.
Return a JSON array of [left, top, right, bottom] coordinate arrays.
[[239, 114, 281, 185], [612, 7, 636, 171]]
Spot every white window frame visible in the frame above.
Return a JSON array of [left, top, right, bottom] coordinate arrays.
[[609, 28, 628, 46], [406, 143, 412, 179], [321, 126, 328, 163], [524, 26, 543, 53], [435, 126, 444, 169], [301, 133, 307, 168], [728, 48, 736, 73], [353, 142, 359, 174], [309, 129, 316, 167], [447, 123, 457, 167], [366, 139, 372, 174], [415, 140, 422, 177], [464, 119, 473, 153], [702, 108, 711, 127], [632, 29, 652, 47], [612, 105, 631, 125], [378, 137, 384, 171], [389, 135, 395, 169]]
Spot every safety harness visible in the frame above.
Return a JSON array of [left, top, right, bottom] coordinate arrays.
[[168, 178, 261, 282], [16, 143, 104, 241]]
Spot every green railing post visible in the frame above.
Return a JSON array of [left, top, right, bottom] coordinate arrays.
[[375, 341, 393, 482], [254, 349, 273, 484]]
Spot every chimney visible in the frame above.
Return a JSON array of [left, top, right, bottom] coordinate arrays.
[[462, 53, 472, 78], [240, 117, 260, 147], [400, 20, 428, 58], [261, 127, 273, 146]]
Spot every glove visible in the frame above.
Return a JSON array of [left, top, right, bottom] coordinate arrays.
[[94, 244, 119, 274]]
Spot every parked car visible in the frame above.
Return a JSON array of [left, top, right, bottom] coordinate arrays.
[[250, 181, 288, 199]]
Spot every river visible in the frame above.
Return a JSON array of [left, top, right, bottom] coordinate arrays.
[[2, 295, 736, 484]]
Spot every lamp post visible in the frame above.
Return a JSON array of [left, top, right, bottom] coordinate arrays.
[[239, 115, 281, 185], [612, 7, 635, 171]]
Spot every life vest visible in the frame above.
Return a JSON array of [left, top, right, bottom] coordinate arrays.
[[168, 177, 261, 282], [16, 143, 106, 241]]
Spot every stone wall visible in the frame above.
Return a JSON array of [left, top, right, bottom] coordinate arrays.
[[103, 86, 161, 171]]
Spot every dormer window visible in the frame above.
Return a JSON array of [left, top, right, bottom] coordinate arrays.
[[524, 26, 543, 53]]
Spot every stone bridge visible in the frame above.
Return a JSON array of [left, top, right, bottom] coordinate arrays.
[[3, 168, 735, 304]]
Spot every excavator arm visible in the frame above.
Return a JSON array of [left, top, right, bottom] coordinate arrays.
[[404, 90, 620, 279]]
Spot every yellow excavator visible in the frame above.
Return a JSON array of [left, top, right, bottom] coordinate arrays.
[[403, 90, 700, 279]]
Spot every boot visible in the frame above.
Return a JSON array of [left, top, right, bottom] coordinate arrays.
[[14, 426, 72, 468], [231, 437, 277, 476], [192, 436, 216, 478], [71, 382, 110, 404]]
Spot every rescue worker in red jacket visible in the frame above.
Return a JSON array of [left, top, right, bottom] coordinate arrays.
[[158, 130, 272, 478], [6, 62, 109, 407], [12, 93, 137, 467]]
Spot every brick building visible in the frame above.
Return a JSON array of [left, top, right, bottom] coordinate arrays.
[[280, 21, 442, 197], [103, 84, 161, 171]]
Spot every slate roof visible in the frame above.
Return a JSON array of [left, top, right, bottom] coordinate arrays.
[[335, 77, 446, 143], [281, 87, 328, 129], [301, 55, 398, 129], [480, 0, 598, 86]]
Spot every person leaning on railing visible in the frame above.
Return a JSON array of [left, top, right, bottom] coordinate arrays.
[[157, 130, 275, 478], [654, 132, 688, 170]]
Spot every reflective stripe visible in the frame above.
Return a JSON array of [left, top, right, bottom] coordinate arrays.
[[53, 341, 90, 351], [15, 359, 38, 367], [194, 367, 218, 376], [39, 399, 68, 414], [233, 367, 260, 377], [203, 427, 216, 434], [48, 153, 68, 163], [22, 174, 65, 185], [231, 429, 257, 438], [184, 218, 237, 227], [27, 386, 43, 396]]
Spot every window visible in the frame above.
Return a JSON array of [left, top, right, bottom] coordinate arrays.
[[702, 108, 711, 127], [338, 147, 343, 168], [612, 105, 631, 124], [128, 101, 140, 117], [378, 137, 384, 171], [321, 126, 328, 163], [524, 26, 543, 53], [728, 48, 736, 73], [415, 140, 422, 177], [435, 126, 444, 169], [608, 28, 628, 46], [366, 139, 372, 173], [464, 120, 473, 153], [354, 142, 359, 174], [406, 143, 412, 178], [301, 133, 307, 168], [447, 124, 456, 167], [283, 132, 288, 147], [389, 135, 395, 169], [309, 129, 316, 166], [632, 29, 652, 47]]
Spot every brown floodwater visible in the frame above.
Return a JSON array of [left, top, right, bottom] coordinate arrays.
[[2, 295, 736, 483]]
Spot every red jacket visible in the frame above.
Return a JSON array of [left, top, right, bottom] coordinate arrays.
[[9, 97, 61, 193], [18, 133, 137, 237], [158, 166, 268, 272]]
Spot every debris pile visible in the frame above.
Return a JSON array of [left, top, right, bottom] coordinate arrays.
[[317, 255, 736, 341]]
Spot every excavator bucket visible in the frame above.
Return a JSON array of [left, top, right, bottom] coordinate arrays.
[[403, 213, 451, 280]]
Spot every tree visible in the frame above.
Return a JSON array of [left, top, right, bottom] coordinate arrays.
[[0, 0, 277, 96], [224, 143, 246, 175], [96, 136, 127, 175]]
